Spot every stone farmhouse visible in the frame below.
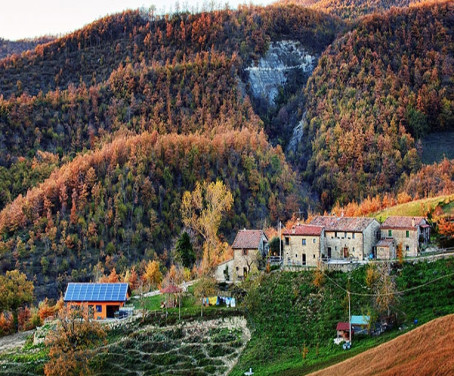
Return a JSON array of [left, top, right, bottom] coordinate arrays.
[[380, 216, 430, 257], [215, 216, 430, 281], [282, 224, 325, 267], [214, 229, 268, 282], [308, 216, 381, 261]]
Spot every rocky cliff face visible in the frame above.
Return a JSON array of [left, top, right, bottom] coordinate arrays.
[[245, 40, 316, 107], [245, 40, 317, 153]]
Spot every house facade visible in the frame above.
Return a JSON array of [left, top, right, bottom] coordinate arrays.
[[380, 216, 430, 257], [282, 224, 325, 267], [232, 229, 268, 280], [309, 216, 381, 261]]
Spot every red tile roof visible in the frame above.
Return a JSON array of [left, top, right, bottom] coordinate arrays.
[[381, 216, 427, 230], [337, 322, 351, 331], [283, 224, 324, 236], [310, 216, 377, 232], [232, 229, 266, 249]]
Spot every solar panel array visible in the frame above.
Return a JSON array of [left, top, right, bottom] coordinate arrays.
[[64, 283, 129, 302]]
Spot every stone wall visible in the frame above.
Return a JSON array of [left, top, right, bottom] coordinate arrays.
[[324, 231, 365, 260], [283, 232, 322, 267]]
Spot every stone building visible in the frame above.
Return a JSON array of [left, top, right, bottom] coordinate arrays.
[[380, 216, 430, 257], [376, 238, 396, 260], [282, 224, 325, 267], [215, 229, 268, 282], [309, 216, 381, 261]]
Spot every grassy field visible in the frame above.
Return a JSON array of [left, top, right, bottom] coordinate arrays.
[[421, 132, 454, 164], [308, 314, 454, 376], [3, 259, 454, 376], [374, 194, 454, 222], [230, 258, 454, 376]]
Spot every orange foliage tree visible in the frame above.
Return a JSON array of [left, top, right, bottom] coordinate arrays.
[[44, 304, 107, 376]]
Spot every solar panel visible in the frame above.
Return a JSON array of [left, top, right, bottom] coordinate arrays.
[[64, 283, 129, 302]]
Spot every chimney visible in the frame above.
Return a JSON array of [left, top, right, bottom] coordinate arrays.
[[411, 218, 415, 227], [297, 218, 300, 226], [341, 210, 344, 217]]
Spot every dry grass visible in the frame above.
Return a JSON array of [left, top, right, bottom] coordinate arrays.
[[309, 314, 454, 376]]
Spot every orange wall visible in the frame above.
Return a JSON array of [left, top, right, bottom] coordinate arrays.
[[68, 301, 125, 320]]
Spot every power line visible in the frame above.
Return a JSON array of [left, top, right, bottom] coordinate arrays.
[[323, 271, 454, 297]]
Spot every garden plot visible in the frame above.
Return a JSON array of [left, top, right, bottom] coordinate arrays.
[[90, 316, 250, 376]]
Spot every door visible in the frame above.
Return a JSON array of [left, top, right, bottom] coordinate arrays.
[[328, 247, 331, 259], [302, 254, 306, 266], [343, 247, 349, 258]]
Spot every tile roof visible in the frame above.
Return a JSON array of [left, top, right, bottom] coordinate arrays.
[[283, 224, 324, 236], [232, 229, 266, 249], [336, 322, 351, 331], [309, 216, 377, 232], [381, 216, 427, 230], [377, 238, 395, 247], [64, 283, 129, 302]]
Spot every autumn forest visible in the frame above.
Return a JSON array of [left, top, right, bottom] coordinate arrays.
[[0, 0, 453, 302]]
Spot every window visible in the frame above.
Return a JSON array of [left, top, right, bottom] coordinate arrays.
[[406, 230, 410, 238], [352, 233, 355, 239], [243, 249, 248, 256], [313, 238, 316, 244], [302, 239, 306, 246], [313, 254, 316, 258], [335, 231, 338, 238], [406, 246, 410, 251], [96, 305, 102, 313], [344, 232, 347, 238], [388, 230, 392, 237], [285, 237, 289, 246]]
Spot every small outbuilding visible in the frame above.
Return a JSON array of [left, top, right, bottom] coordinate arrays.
[[351, 315, 371, 334], [336, 322, 353, 341], [64, 282, 130, 320], [376, 238, 396, 260]]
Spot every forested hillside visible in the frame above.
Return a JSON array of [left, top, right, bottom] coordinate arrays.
[[278, 0, 429, 20], [0, 130, 300, 298], [0, 1, 453, 298], [0, 6, 340, 98], [301, 1, 454, 208], [0, 37, 54, 60]]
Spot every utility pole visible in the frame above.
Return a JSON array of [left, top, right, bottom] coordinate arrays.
[[279, 221, 282, 263], [348, 290, 352, 345]]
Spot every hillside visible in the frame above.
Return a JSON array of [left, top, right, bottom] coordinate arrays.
[[310, 0, 429, 20], [229, 258, 454, 375], [300, 1, 454, 208], [0, 6, 340, 99], [0, 37, 54, 60], [0, 129, 300, 299], [375, 193, 454, 221], [309, 314, 454, 376]]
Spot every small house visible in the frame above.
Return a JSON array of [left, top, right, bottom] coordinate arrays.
[[380, 216, 430, 257], [64, 282, 130, 320], [232, 229, 268, 280], [336, 322, 353, 341], [351, 315, 370, 334], [214, 229, 268, 282], [376, 238, 396, 260]]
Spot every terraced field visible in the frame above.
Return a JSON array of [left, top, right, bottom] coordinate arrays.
[[0, 317, 250, 376]]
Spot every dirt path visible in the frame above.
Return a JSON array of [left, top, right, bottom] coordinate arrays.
[[0, 330, 33, 353]]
